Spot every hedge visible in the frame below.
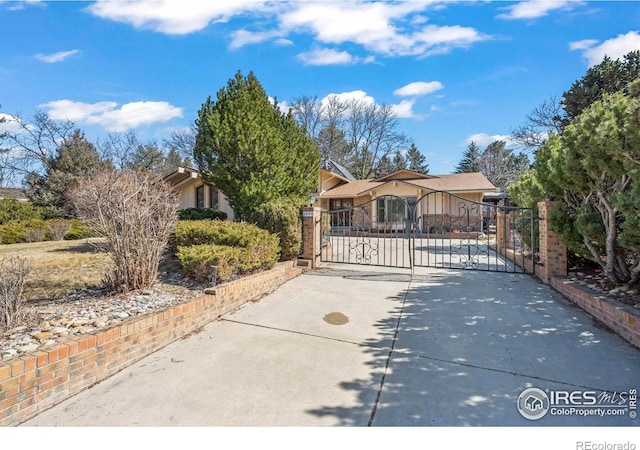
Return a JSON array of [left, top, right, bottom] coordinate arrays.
[[0, 219, 100, 244], [247, 198, 302, 261], [178, 207, 228, 221], [175, 220, 280, 283]]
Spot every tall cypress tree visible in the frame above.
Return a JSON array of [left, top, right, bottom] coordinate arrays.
[[194, 71, 320, 220]]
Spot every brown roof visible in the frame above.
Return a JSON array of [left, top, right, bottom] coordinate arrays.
[[319, 172, 497, 198], [373, 169, 435, 182]]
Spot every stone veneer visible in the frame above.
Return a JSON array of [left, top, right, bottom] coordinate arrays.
[[0, 261, 303, 426]]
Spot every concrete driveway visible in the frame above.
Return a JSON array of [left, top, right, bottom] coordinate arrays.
[[21, 264, 640, 427]]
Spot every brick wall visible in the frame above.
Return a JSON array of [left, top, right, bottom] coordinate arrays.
[[0, 261, 303, 426], [498, 201, 639, 349], [551, 278, 640, 349]]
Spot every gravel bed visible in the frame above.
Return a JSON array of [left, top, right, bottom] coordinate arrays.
[[1, 273, 208, 361]]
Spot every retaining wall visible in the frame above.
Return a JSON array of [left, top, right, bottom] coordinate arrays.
[[0, 261, 303, 426]]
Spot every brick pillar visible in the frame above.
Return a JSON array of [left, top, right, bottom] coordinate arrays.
[[496, 211, 511, 254], [301, 207, 322, 268], [537, 201, 567, 283]]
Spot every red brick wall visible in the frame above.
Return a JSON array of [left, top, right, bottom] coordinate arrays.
[[0, 261, 303, 426], [551, 277, 640, 349]]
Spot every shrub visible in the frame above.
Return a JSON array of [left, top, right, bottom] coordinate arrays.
[[175, 220, 280, 283], [65, 219, 100, 240], [0, 219, 48, 244], [69, 169, 180, 292], [177, 244, 243, 283], [0, 199, 48, 225], [24, 227, 46, 243], [0, 256, 32, 329], [247, 198, 302, 261], [178, 207, 228, 221], [47, 219, 72, 241]]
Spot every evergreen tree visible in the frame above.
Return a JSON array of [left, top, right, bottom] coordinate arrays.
[[194, 71, 320, 220], [454, 141, 481, 173], [126, 143, 165, 172], [406, 143, 429, 174], [376, 154, 393, 176], [562, 50, 640, 123], [392, 150, 407, 172], [26, 129, 112, 217]]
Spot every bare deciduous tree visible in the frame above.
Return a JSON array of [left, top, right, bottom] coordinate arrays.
[[69, 169, 180, 292], [290, 95, 408, 179], [0, 110, 75, 178], [511, 96, 564, 149]]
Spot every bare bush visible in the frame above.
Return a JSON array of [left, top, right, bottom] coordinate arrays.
[[69, 169, 180, 292], [0, 256, 32, 329], [47, 220, 72, 241], [24, 227, 46, 243]]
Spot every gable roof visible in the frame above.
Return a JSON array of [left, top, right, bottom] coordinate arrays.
[[164, 167, 201, 186], [319, 172, 497, 198], [373, 169, 434, 182]]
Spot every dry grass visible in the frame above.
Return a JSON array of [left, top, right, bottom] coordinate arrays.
[[0, 239, 114, 300]]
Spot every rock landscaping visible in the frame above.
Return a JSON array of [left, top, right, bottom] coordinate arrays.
[[1, 272, 206, 361]]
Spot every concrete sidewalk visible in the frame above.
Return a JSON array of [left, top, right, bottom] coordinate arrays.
[[21, 264, 640, 426]]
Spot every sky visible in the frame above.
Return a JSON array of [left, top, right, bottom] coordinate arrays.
[[1, 0, 640, 183]]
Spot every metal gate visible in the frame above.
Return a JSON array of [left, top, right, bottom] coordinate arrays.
[[319, 192, 536, 273]]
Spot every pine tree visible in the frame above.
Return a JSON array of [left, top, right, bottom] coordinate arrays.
[[392, 150, 407, 172], [454, 141, 481, 173], [26, 129, 112, 217], [406, 143, 429, 174], [194, 71, 320, 220]]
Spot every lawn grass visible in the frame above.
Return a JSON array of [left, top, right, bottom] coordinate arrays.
[[0, 239, 113, 300]]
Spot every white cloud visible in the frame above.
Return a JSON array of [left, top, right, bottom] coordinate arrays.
[[86, 1, 489, 60], [269, 96, 290, 114], [281, 3, 488, 57], [570, 31, 640, 67], [3, 0, 43, 11], [390, 99, 416, 118], [465, 133, 519, 148], [394, 81, 443, 97], [297, 48, 374, 66], [0, 113, 27, 135], [497, 1, 582, 20], [569, 39, 598, 51], [40, 100, 183, 132], [87, 0, 267, 35], [35, 49, 80, 63], [320, 90, 376, 109]]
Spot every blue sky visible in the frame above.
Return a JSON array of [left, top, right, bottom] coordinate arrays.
[[1, 0, 640, 179]]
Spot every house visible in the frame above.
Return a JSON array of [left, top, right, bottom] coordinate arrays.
[[0, 187, 28, 202], [164, 167, 235, 221], [165, 162, 498, 230], [315, 165, 498, 232]]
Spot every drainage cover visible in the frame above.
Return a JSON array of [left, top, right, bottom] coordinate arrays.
[[323, 312, 349, 325]]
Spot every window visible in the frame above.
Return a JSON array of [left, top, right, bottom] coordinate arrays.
[[329, 199, 353, 211], [209, 185, 219, 209], [329, 199, 353, 227], [377, 197, 415, 230], [196, 185, 205, 208]]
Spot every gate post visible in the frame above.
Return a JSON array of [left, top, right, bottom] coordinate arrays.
[[496, 210, 511, 254], [301, 207, 322, 268], [537, 201, 567, 283]]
